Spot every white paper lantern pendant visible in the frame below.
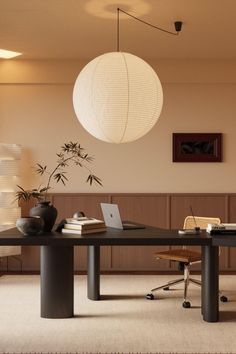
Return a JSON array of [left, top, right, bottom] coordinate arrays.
[[73, 9, 182, 143], [73, 52, 163, 143]]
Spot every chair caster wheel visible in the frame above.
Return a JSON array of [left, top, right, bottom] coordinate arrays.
[[146, 293, 154, 300], [220, 295, 228, 302], [163, 287, 169, 291], [182, 301, 191, 308]]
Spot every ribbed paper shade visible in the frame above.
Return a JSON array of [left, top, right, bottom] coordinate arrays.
[[0, 143, 21, 229], [0, 160, 19, 176], [0, 144, 21, 260], [0, 192, 18, 208], [0, 242, 21, 256], [0, 176, 19, 191], [0, 207, 21, 225], [73, 52, 163, 143], [0, 144, 21, 160]]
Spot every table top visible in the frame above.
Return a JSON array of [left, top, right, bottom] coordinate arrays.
[[0, 225, 212, 246], [212, 234, 236, 247]]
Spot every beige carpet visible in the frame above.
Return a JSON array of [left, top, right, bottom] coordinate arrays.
[[0, 275, 236, 354]]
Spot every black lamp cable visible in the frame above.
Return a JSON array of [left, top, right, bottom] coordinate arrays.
[[117, 7, 182, 52]]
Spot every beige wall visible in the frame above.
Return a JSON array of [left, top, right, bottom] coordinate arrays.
[[1, 58, 236, 193]]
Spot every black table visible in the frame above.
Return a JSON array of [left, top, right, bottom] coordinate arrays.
[[211, 234, 236, 319], [0, 226, 218, 322]]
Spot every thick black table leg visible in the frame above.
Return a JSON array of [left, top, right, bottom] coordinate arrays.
[[201, 246, 205, 316], [202, 245, 219, 322], [87, 245, 100, 300], [40, 245, 74, 318]]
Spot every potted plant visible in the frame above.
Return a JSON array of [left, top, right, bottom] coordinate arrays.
[[15, 142, 102, 231]]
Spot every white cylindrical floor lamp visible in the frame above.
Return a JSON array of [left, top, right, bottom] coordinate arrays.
[[0, 143, 21, 269]]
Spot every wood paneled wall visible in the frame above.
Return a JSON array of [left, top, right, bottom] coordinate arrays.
[[5, 193, 236, 273]]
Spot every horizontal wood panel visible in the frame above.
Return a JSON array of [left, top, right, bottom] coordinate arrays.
[[0, 254, 22, 271], [20, 245, 111, 271], [52, 194, 111, 271], [111, 245, 170, 270], [111, 195, 169, 270], [227, 196, 236, 269], [22, 246, 40, 271], [111, 195, 169, 228], [74, 246, 111, 271], [170, 195, 228, 270], [52, 194, 110, 221], [15, 193, 236, 272], [170, 195, 227, 228]]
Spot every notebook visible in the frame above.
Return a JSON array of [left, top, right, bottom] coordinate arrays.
[[100, 203, 145, 230]]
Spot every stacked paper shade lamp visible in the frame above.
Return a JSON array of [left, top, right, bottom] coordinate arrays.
[[0, 143, 21, 259]]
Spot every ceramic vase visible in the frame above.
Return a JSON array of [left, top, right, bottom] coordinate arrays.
[[16, 216, 44, 236], [29, 201, 57, 232]]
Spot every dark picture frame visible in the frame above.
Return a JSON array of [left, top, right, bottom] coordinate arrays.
[[173, 133, 222, 162]]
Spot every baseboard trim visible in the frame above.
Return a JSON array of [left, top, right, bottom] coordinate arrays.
[[1, 270, 236, 275]]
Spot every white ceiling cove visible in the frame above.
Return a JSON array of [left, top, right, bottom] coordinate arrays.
[[0, 0, 236, 60]]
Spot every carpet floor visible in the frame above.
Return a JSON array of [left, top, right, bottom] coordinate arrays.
[[0, 274, 236, 354]]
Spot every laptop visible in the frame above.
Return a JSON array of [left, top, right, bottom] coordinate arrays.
[[100, 203, 145, 230]]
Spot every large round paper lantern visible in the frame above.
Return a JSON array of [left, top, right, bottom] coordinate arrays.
[[73, 52, 163, 143]]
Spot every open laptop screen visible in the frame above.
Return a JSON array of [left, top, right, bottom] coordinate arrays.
[[100, 203, 145, 230]]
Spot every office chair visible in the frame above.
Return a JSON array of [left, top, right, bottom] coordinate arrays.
[[146, 216, 228, 308]]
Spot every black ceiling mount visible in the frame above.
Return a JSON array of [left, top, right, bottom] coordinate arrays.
[[174, 21, 183, 33]]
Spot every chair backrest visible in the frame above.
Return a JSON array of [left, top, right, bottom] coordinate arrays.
[[183, 216, 221, 230]]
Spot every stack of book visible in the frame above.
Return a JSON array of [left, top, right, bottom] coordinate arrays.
[[61, 217, 106, 235], [207, 223, 236, 234]]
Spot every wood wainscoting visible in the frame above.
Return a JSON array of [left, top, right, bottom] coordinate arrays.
[[6, 193, 236, 273]]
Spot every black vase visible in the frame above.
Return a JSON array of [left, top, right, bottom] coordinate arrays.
[[29, 201, 57, 232]]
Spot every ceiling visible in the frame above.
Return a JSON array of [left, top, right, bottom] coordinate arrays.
[[0, 0, 236, 60]]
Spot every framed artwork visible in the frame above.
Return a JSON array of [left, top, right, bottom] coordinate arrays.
[[172, 133, 222, 162]]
